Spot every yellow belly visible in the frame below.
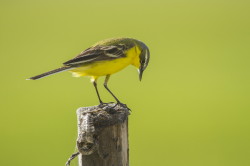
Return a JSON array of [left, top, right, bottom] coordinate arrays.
[[70, 58, 131, 77], [69, 46, 140, 78]]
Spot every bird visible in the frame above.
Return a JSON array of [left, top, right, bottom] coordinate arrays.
[[27, 37, 150, 106]]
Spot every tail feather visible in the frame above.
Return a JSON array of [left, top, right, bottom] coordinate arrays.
[[27, 66, 72, 80]]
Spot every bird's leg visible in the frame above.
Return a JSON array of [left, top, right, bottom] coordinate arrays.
[[93, 81, 103, 105], [103, 75, 130, 110], [104, 75, 121, 103], [93, 79, 114, 108]]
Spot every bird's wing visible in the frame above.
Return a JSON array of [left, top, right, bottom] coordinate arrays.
[[63, 45, 127, 66]]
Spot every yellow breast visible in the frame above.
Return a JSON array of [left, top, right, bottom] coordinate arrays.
[[70, 46, 141, 78]]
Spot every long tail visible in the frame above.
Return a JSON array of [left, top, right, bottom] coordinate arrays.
[[27, 66, 72, 80]]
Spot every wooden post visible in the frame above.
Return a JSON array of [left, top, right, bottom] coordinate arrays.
[[66, 103, 130, 166]]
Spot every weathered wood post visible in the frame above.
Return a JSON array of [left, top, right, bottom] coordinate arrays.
[[66, 103, 130, 166]]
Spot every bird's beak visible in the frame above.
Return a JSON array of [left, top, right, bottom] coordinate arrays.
[[139, 68, 144, 81]]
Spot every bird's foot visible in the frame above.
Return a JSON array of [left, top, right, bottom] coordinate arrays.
[[112, 102, 131, 111], [98, 102, 115, 108], [98, 102, 131, 112]]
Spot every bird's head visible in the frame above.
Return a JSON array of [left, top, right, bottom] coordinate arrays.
[[136, 41, 150, 81]]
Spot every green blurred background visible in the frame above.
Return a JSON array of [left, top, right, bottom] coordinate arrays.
[[1, 0, 250, 166]]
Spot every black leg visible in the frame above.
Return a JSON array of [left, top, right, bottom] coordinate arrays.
[[104, 75, 121, 103], [93, 81, 103, 104]]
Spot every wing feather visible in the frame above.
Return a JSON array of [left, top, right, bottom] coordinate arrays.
[[63, 45, 126, 66]]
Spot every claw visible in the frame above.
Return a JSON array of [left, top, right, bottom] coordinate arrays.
[[98, 102, 115, 108], [112, 102, 131, 111]]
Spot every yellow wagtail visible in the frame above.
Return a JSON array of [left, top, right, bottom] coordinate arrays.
[[27, 37, 150, 105]]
